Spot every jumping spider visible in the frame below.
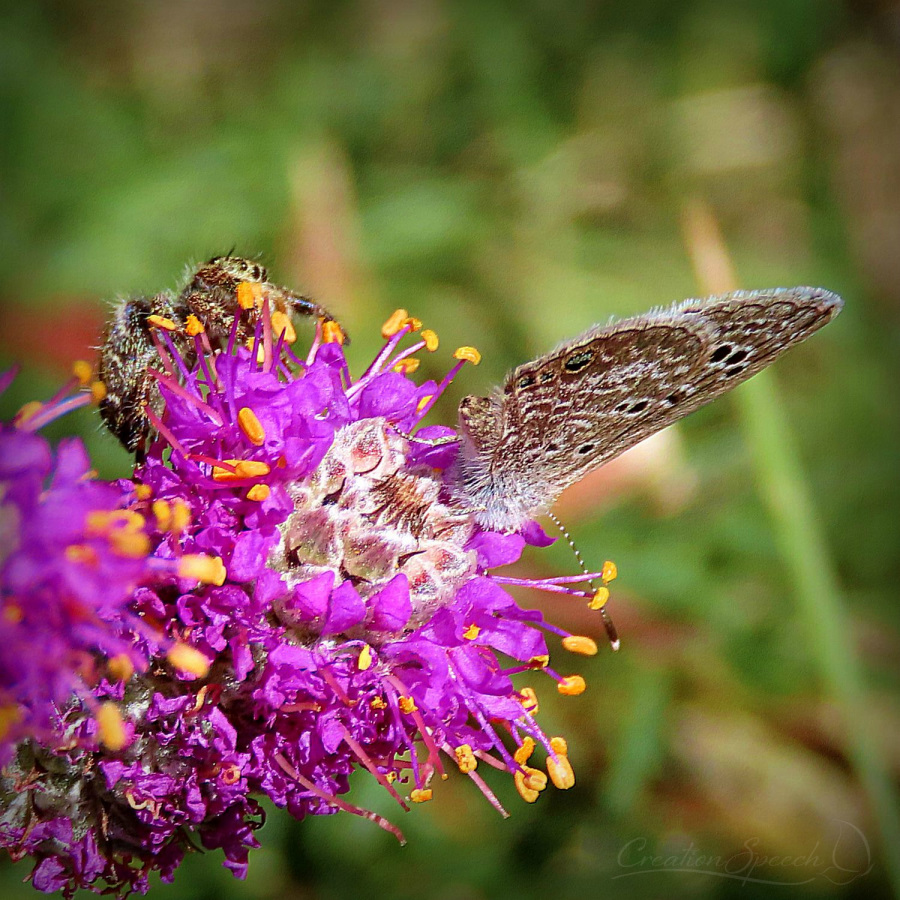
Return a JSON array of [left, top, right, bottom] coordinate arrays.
[[98, 256, 341, 456]]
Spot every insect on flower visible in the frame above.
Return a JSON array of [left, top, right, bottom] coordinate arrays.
[[97, 256, 343, 456]]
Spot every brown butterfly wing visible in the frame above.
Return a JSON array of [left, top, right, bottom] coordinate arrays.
[[454, 287, 842, 531]]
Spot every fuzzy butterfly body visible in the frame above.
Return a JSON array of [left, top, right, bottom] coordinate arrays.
[[450, 287, 843, 532]]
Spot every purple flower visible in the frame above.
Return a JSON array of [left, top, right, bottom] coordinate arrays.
[[1, 310, 614, 897]]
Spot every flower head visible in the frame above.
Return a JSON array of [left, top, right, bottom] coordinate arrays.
[[0, 304, 613, 896]]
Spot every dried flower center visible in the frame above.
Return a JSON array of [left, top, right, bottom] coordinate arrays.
[[271, 418, 476, 639]]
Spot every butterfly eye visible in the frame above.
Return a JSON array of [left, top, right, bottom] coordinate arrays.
[[564, 350, 593, 372]]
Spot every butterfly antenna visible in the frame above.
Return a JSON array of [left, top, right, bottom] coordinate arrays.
[[547, 511, 620, 651]]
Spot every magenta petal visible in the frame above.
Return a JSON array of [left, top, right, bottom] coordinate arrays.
[[367, 573, 412, 632], [289, 571, 335, 620], [322, 581, 366, 634], [467, 531, 526, 569], [521, 519, 557, 547]]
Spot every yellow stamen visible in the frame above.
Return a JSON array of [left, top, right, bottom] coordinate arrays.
[[134, 484, 153, 501], [109, 531, 151, 558], [454, 744, 477, 773], [562, 635, 598, 656], [402, 316, 422, 332], [72, 360, 92, 385], [238, 407, 266, 446], [147, 314, 178, 331], [271, 310, 297, 343], [518, 687, 539, 715], [322, 319, 345, 344], [358, 645, 373, 671], [152, 499, 172, 531], [185, 314, 205, 336], [416, 395, 433, 413], [171, 499, 191, 533], [547, 754, 575, 790], [0, 704, 22, 740], [421, 329, 439, 351], [90, 381, 107, 403], [2, 601, 24, 624], [528, 654, 549, 669], [244, 336, 266, 364], [65, 544, 99, 567], [212, 459, 271, 482], [522, 766, 547, 793], [398, 696, 418, 714], [246, 484, 270, 502], [453, 346, 481, 365], [557, 675, 587, 696], [236, 281, 263, 310], [15, 401, 42, 424], [385, 771, 397, 783], [550, 736, 568, 755], [221, 764, 242, 785], [178, 554, 227, 586], [462, 623, 481, 640], [108, 654, 134, 682], [167, 642, 210, 677], [86, 510, 146, 533], [514, 737, 536, 765], [589, 586, 610, 610], [370, 697, 387, 710], [514, 767, 546, 803], [410, 789, 432, 803], [601, 560, 618, 583], [382, 308, 409, 338], [97, 701, 127, 751], [393, 357, 420, 374]]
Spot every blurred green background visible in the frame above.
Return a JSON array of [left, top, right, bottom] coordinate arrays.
[[1, 1, 898, 898]]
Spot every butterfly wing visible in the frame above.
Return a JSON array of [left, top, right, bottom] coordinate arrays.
[[454, 287, 842, 531]]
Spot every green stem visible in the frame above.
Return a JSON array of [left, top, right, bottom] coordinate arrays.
[[737, 370, 900, 897]]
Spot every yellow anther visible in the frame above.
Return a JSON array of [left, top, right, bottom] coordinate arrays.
[[601, 560, 618, 583], [385, 771, 397, 782], [65, 544, 99, 567], [322, 320, 345, 344], [108, 654, 134, 682], [167, 642, 210, 677], [550, 737, 568, 755], [454, 744, 477, 773], [410, 789, 432, 803], [370, 696, 387, 710], [238, 407, 266, 446], [402, 316, 422, 332], [246, 484, 270, 502], [589, 586, 610, 610], [2, 601, 23, 624], [514, 737, 536, 766], [134, 484, 153, 501], [271, 310, 297, 343], [90, 381, 107, 404], [185, 314, 205, 336], [416, 395, 433, 413], [236, 281, 263, 310], [547, 753, 575, 789], [15, 401, 42, 425], [514, 767, 546, 804], [243, 336, 266, 364], [212, 459, 271, 482], [421, 329, 439, 351], [557, 675, 587, 696], [109, 531, 151, 558], [0, 704, 22, 740], [358, 645, 373, 671], [518, 687, 539, 715], [147, 314, 178, 331], [398, 696, 418, 714], [393, 357, 420, 374], [382, 308, 409, 338], [152, 499, 172, 531], [72, 360, 92, 385], [97, 702, 127, 751], [462, 623, 481, 641], [562, 635, 598, 656], [522, 766, 547, 793], [528, 654, 550, 669], [453, 346, 481, 365], [170, 500, 191, 533], [178, 554, 227, 585]]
